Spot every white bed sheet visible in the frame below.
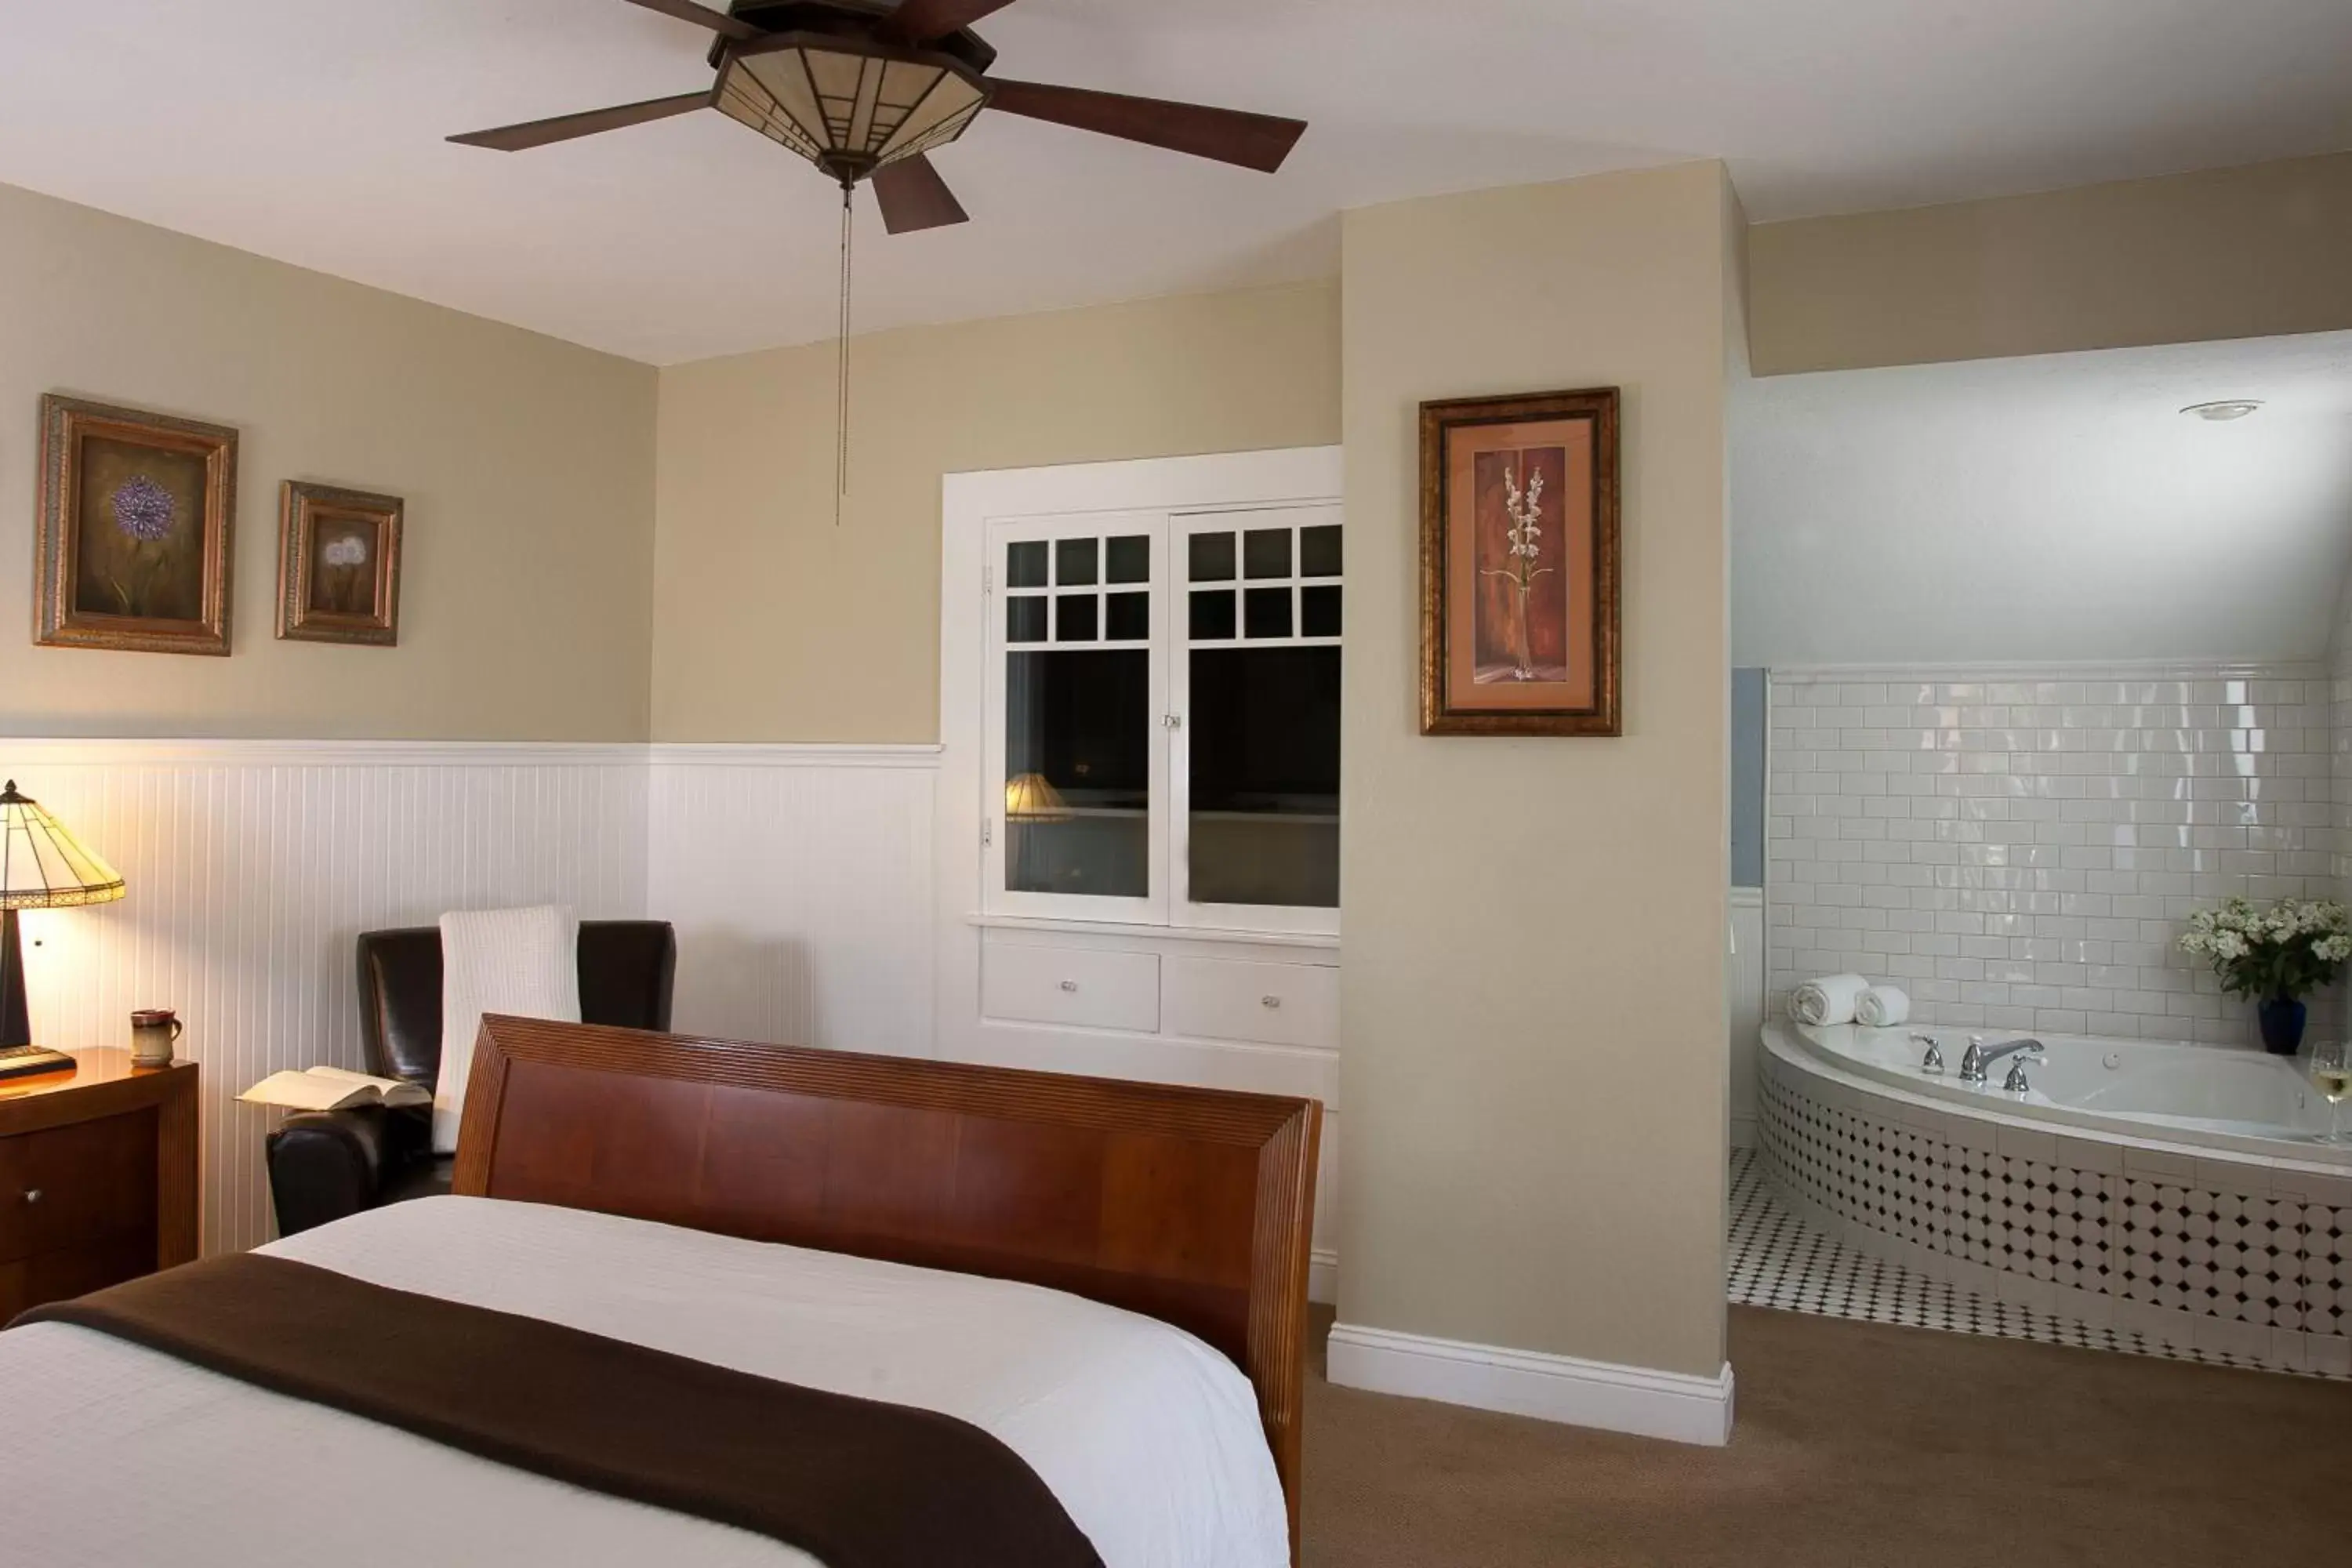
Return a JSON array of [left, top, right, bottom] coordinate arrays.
[[0, 1196, 1289, 1568]]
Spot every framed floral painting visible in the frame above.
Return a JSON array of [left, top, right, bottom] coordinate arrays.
[[1418, 387, 1621, 735], [34, 395, 238, 655], [278, 481, 404, 646]]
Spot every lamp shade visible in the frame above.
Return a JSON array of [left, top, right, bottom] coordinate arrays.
[[0, 781, 125, 909], [715, 33, 989, 184], [1004, 772, 1072, 822]]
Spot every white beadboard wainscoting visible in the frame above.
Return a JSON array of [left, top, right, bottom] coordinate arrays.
[[7, 738, 1351, 1292], [644, 745, 940, 1057], [0, 739, 648, 1257]]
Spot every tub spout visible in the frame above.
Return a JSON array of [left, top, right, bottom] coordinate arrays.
[[1960, 1036, 2044, 1085]]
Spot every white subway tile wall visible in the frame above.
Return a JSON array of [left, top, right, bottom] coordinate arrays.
[[1766, 668, 2343, 1047]]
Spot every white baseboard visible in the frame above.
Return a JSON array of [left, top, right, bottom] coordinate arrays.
[[1309, 1247, 1338, 1305], [1326, 1322, 1735, 1447], [1730, 1114, 1758, 1150]]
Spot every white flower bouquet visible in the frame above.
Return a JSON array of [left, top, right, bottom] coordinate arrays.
[[2178, 895, 2350, 1003]]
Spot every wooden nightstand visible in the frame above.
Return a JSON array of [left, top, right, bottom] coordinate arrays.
[[0, 1050, 198, 1321]]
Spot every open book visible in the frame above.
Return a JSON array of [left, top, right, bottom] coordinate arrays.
[[239, 1065, 430, 1113]]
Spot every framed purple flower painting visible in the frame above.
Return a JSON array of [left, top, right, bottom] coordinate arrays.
[[36, 394, 238, 655], [277, 481, 404, 647], [1417, 387, 1621, 736]]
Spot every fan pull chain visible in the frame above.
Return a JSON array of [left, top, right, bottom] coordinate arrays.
[[833, 181, 854, 528]]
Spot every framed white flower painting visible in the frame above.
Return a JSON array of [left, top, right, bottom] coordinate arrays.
[[35, 394, 239, 655], [278, 480, 404, 647], [1418, 387, 1621, 736]]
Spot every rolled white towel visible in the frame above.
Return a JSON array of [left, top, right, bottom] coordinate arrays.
[[1853, 984, 1911, 1029], [1789, 973, 1871, 1027]]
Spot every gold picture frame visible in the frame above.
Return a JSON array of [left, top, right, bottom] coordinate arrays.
[[1419, 387, 1621, 736], [35, 395, 238, 656], [277, 481, 404, 646]]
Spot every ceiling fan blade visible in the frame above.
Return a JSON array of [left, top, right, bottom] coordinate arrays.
[[888, 0, 1021, 43], [985, 80, 1306, 173], [618, 0, 762, 41], [873, 154, 971, 234], [448, 90, 716, 151]]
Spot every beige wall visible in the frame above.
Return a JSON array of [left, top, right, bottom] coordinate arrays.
[[0, 183, 657, 740], [1337, 163, 1734, 1377], [1749, 151, 2352, 375], [652, 281, 1340, 742]]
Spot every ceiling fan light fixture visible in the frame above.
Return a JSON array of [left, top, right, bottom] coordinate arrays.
[[716, 34, 989, 184]]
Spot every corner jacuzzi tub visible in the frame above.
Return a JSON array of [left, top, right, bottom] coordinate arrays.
[[1758, 1022, 2350, 1375]]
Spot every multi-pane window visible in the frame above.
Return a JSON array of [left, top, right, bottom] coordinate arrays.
[[986, 506, 1339, 931], [1178, 511, 1340, 914], [999, 524, 1156, 906]]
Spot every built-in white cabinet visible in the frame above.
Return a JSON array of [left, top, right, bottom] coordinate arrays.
[[938, 448, 1345, 1300]]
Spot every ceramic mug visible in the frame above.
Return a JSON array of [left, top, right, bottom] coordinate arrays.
[[129, 1008, 183, 1069]]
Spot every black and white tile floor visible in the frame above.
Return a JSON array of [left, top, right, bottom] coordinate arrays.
[[1727, 1148, 2342, 1379]]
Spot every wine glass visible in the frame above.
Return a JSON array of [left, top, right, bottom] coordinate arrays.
[[2310, 1040, 2350, 1145]]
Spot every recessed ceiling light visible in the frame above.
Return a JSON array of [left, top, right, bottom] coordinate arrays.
[[2180, 400, 2265, 421]]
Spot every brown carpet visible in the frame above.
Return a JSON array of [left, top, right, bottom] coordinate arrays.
[[1301, 1305, 2352, 1566]]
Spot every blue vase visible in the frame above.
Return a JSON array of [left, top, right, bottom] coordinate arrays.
[[2257, 996, 2307, 1056]]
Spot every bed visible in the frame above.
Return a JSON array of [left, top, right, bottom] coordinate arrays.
[[0, 1015, 1322, 1567]]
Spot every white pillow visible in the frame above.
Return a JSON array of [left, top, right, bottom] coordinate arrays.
[[434, 905, 581, 1156]]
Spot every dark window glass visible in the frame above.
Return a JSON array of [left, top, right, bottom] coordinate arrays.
[[1105, 591, 1149, 641], [1056, 593, 1098, 642], [1007, 595, 1047, 643], [1187, 647, 1340, 908], [1245, 586, 1292, 639], [1299, 524, 1343, 579], [1301, 585, 1341, 638], [1105, 535, 1149, 584], [1243, 528, 1292, 579], [1189, 589, 1236, 641], [1188, 532, 1236, 583], [1006, 539, 1048, 589], [1056, 537, 1098, 587], [1004, 649, 1150, 898]]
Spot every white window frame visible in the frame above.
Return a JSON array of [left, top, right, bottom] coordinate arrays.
[[938, 448, 1344, 943], [1167, 503, 1343, 936], [982, 510, 1168, 926]]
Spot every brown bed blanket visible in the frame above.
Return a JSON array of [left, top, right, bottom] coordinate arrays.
[[12, 1253, 1103, 1568]]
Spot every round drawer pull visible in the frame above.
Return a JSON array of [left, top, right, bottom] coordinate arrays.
[[21, 1188, 41, 1206], [1261, 995, 1282, 1009], [1059, 980, 1079, 993]]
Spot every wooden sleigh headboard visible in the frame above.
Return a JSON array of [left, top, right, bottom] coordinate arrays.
[[453, 1015, 1322, 1560]]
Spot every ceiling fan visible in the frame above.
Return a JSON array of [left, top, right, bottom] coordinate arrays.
[[449, 0, 1312, 233]]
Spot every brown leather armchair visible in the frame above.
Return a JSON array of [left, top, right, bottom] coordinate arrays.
[[264, 920, 676, 1236]]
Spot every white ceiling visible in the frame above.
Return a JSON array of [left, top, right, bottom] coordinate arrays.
[[2, 1, 2349, 363], [1731, 332, 2352, 668]]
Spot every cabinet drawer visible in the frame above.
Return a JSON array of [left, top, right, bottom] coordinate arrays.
[[1163, 956, 1336, 1049], [983, 945, 1161, 1033]]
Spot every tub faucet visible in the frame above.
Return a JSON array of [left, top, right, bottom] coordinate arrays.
[[1911, 1033, 1945, 1074], [1960, 1036, 2044, 1086]]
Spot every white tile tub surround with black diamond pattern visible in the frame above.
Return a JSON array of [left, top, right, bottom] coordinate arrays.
[[1752, 1035, 2352, 1377], [1725, 1149, 2339, 1376]]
